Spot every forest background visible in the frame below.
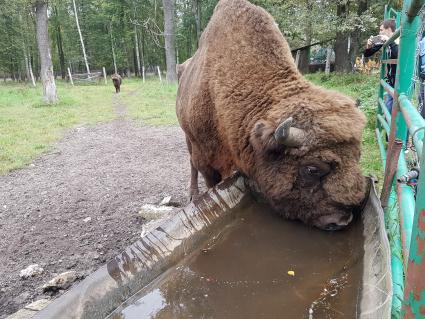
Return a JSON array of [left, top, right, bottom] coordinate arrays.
[[0, 0, 405, 84]]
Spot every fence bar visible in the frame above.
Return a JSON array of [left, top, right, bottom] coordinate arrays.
[[377, 114, 390, 134], [402, 135, 425, 317], [389, 7, 399, 16], [379, 98, 392, 123], [382, 140, 403, 207], [386, 186, 405, 318], [399, 94, 425, 158], [383, 28, 401, 48], [381, 79, 395, 97], [395, 0, 425, 316], [396, 155, 416, 270], [376, 129, 387, 168]]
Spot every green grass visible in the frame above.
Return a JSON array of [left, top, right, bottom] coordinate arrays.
[[120, 78, 178, 126], [0, 81, 116, 174], [0, 74, 382, 179], [306, 72, 383, 180]]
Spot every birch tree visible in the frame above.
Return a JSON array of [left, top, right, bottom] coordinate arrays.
[[109, 24, 118, 74], [162, 0, 177, 83], [72, 0, 90, 74], [35, 0, 58, 103]]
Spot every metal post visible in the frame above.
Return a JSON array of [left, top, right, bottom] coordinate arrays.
[[397, 0, 425, 317], [102, 67, 107, 85], [403, 135, 425, 317]]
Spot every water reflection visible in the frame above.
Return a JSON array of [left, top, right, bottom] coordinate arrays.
[[120, 289, 166, 319], [110, 200, 363, 319]]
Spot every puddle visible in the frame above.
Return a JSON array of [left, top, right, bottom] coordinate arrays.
[[108, 199, 364, 319]]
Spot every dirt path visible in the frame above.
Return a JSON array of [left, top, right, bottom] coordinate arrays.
[[0, 93, 195, 318]]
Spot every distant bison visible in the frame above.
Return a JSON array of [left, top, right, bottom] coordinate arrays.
[[176, 0, 367, 231], [111, 73, 122, 93]]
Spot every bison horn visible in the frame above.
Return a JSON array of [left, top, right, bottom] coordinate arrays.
[[274, 117, 306, 147]]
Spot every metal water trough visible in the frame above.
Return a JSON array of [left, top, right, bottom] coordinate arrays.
[[33, 175, 392, 319]]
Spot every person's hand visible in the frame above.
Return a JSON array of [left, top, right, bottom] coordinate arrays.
[[380, 34, 390, 42], [366, 37, 373, 49]]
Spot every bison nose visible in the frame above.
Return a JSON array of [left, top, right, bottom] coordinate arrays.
[[318, 213, 353, 231]]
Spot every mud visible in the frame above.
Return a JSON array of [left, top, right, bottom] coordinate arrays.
[[0, 94, 201, 318], [109, 199, 364, 319]]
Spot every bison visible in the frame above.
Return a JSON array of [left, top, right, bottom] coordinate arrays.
[[111, 73, 122, 93], [176, 0, 367, 231]]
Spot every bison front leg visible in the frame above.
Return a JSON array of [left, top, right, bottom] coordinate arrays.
[[186, 137, 199, 201], [189, 159, 199, 201]]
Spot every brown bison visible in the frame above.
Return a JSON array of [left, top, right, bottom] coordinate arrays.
[[176, 0, 367, 230], [111, 73, 122, 93]]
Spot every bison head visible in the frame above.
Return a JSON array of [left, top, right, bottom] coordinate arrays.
[[248, 89, 367, 231]]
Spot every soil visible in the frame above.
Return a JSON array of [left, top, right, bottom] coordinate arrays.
[[0, 93, 201, 318]]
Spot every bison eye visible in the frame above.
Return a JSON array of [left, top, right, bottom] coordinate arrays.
[[300, 163, 331, 180], [306, 166, 320, 176]]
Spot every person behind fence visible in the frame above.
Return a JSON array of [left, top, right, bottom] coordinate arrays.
[[417, 35, 425, 119], [364, 19, 398, 114], [111, 73, 122, 93]]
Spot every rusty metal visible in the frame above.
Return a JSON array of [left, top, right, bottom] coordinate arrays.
[[381, 139, 403, 208], [407, 0, 425, 21], [382, 59, 399, 65]]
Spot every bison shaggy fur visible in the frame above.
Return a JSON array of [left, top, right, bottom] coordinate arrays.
[[111, 73, 122, 93], [176, 0, 367, 230]]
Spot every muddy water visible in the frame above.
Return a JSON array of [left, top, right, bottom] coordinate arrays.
[[109, 200, 364, 319]]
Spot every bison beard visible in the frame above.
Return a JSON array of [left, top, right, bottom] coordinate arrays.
[[176, 0, 367, 230]]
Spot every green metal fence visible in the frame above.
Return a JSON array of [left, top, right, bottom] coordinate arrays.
[[374, 0, 425, 317]]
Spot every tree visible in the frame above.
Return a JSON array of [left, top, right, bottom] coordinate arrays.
[[35, 0, 58, 103], [72, 0, 90, 74], [333, 1, 351, 72], [163, 0, 177, 83], [53, 5, 66, 79], [192, 0, 201, 47]]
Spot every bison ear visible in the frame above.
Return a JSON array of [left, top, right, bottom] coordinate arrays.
[[250, 120, 281, 152]]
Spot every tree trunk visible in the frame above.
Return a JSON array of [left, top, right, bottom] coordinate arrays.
[[23, 49, 31, 81], [162, 0, 177, 83], [325, 47, 332, 74], [298, 0, 312, 74], [110, 25, 117, 74], [139, 28, 145, 72], [28, 53, 36, 86], [334, 1, 353, 72], [350, 0, 368, 71], [192, 0, 201, 47], [134, 24, 141, 77], [72, 0, 90, 74], [54, 6, 66, 79], [35, 0, 58, 103]]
